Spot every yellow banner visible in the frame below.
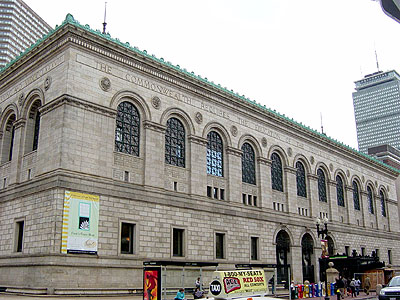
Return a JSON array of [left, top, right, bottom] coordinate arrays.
[[209, 270, 268, 299]]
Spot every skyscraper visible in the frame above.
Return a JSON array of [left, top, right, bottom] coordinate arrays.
[[0, 0, 51, 67], [352, 70, 400, 153]]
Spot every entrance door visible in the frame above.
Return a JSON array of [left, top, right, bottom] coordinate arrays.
[[276, 231, 290, 288], [301, 233, 315, 283]]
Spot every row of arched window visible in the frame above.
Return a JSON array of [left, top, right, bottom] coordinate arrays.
[[0, 98, 388, 219], [114, 101, 388, 217], [1, 99, 41, 165]]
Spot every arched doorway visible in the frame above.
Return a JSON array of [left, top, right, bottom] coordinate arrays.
[[301, 233, 315, 283], [327, 236, 334, 256], [276, 230, 291, 288]]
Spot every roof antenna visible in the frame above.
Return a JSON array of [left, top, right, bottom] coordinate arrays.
[[320, 112, 325, 135], [102, 2, 107, 34], [374, 44, 380, 72]]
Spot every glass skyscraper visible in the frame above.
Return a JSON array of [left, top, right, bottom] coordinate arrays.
[[0, 0, 51, 67], [353, 70, 400, 154]]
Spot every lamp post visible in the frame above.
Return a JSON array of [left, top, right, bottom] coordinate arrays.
[[316, 217, 329, 300]]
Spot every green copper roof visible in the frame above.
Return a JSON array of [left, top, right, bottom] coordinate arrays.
[[1, 14, 399, 175]]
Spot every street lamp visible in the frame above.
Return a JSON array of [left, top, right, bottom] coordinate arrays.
[[316, 217, 329, 300]]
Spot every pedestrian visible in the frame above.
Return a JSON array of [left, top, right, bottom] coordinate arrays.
[[336, 276, 345, 299], [350, 278, 356, 297], [364, 276, 371, 295], [269, 275, 275, 294], [355, 278, 361, 296], [335, 277, 341, 300], [291, 281, 296, 299], [175, 288, 185, 300], [195, 277, 202, 290]]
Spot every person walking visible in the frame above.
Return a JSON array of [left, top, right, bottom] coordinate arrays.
[[195, 277, 202, 289], [350, 278, 356, 297], [364, 276, 371, 295], [355, 278, 361, 296], [336, 276, 345, 299]]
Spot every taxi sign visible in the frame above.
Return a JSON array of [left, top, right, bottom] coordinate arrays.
[[208, 269, 268, 299]]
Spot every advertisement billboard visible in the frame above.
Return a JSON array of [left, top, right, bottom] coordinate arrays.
[[61, 191, 100, 254], [144, 267, 161, 300], [209, 269, 268, 299]]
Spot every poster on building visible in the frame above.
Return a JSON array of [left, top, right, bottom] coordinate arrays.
[[321, 239, 329, 258], [143, 267, 161, 300], [61, 191, 100, 254]]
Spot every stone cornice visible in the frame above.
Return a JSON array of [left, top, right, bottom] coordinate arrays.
[[226, 146, 242, 157], [13, 118, 26, 129], [345, 185, 353, 192], [284, 166, 297, 174], [257, 157, 271, 166], [307, 174, 318, 180], [39, 94, 117, 118], [188, 135, 207, 146], [143, 120, 166, 133]]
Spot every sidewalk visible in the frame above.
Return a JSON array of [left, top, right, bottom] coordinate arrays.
[[0, 293, 378, 300], [277, 292, 378, 300]]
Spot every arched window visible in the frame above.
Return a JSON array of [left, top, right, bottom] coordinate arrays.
[[326, 236, 334, 256], [367, 186, 374, 214], [317, 168, 327, 202], [32, 110, 40, 151], [241, 142, 256, 184], [380, 190, 386, 217], [25, 100, 41, 153], [296, 161, 307, 197], [336, 175, 345, 207], [353, 181, 360, 211], [271, 153, 283, 192], [1, 114, 16, 163], [207, 131, 223, 177], [115, 101, 140, 156], [165, 117, 185, 167]]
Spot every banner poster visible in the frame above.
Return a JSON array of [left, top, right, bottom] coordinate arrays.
[[61, 191, 100, 254], [144, 267, 161, 300], [209, 269, 268, 299], [321, 239, 329, 258]]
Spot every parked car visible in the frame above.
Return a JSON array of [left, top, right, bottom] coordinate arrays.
[[379, 276, 400, 300]]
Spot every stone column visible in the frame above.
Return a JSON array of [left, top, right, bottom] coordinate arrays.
[[360, 191, 368, 227], [258, 157, 271, 209], [291, 244, 303, 283], [8, 119, 26, 186], [328, 180, 339, 223], [374, 192, 381, 230], [188, 135, 208, 196], [308, 174, 319, 219], [314, 243, 322, 283], [285, 166, 297, 214], [345, 185, 354, 225], [226, 146, 242, 203], [143, 120, 165, 189]]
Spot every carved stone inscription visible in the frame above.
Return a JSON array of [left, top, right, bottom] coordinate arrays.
[[77, 54, 329, 152], [0, 55, 65, 103]]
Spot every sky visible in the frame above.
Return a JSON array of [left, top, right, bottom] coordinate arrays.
[[24, 0, 400, 150]]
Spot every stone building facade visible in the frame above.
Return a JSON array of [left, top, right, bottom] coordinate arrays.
[[0, 15, 399, 294]]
